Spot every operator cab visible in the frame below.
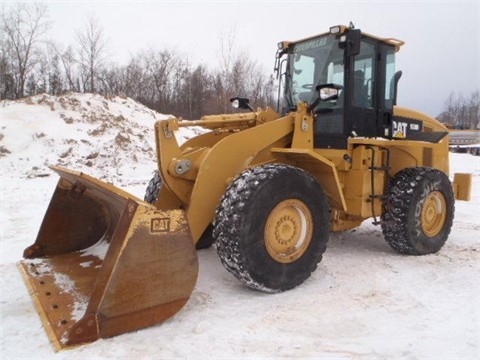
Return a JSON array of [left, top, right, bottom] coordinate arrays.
[[275, 25, 405, 149]]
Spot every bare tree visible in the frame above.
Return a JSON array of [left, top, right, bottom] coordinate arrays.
[[217, 27, 237, 113], [0, 30, 13, 99], [185, 64, 212, 118], [170, 61, 213, 119], [124, 53, 150, 101], [467, 90, 480, 129], [100, 65, 127, 96], [0, 3, 50, 98], [439, 90, 480, 129], [214, 27, 274, 113], [76, 14, 108, 93], [59, 45, 79, 92], [48, 52, 63, 95], [143, 48, 180, 110]]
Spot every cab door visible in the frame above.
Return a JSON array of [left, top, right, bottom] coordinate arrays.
[[347, 40, 396, 139], [347, 39, 379, 137]]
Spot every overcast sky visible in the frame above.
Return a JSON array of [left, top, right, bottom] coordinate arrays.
[[6, 0, 480, 116]]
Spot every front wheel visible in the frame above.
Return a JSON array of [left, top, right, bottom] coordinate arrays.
[[381, 167, 455, 255], [213, 164, 330, 293], [144, 170, 162, 204]]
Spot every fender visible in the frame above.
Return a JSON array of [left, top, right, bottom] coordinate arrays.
[[270, 147, 347, 212]]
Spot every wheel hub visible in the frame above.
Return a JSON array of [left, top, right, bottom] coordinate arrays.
[[421, 191, 447, 237], [264, 199, 313, 263]]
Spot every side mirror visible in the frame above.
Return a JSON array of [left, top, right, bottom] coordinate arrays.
[[230, 97, 254, 112], [307, 83, 344, 113], [340, 29, 361, 57], [316, 83, 343, 102]]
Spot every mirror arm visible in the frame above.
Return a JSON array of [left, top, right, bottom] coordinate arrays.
[[307, 97, 321, 113]]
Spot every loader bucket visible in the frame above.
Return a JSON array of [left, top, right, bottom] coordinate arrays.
[[18, 166, 198, 350]]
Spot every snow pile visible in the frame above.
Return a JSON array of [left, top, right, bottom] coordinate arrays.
[[0, 92, 204, 186]]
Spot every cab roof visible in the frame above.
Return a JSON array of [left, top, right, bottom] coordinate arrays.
[[279, 25, 405, 53]]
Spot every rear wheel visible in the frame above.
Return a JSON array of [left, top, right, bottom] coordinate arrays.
[[381, 167, 455, 255], [213, 164, 330, 293], [144, 171, 214, 249]]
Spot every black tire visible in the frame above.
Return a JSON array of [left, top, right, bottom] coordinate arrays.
[[213, 164, 330, 293], [195, 225, 215, 249], [144, 170, 162, 204], [381, 167, 455, 255], [144, 170, 214, 249]]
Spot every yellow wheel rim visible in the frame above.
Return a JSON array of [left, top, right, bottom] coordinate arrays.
[[421, 191, 447, 237], [264, 199, 313, 263]]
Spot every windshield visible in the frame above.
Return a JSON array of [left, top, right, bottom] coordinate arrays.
[[283, 34, 344, 111]]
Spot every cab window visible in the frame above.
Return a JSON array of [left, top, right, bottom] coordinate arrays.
[[353, 40, 376, 108]]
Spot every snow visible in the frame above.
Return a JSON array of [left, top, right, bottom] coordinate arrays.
[[80, 239, 110, 262], [1, 93, 479, 359]]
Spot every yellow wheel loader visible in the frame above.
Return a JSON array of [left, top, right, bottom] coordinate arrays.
[[19, 25, 472, 349]]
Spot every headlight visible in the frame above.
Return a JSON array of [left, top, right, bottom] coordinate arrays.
[[330, 26, 341, 35]]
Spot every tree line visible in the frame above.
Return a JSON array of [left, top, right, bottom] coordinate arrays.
[[2, 3, 479, 127], [437, 91, 480, 130], [0, 3, 275, 119]]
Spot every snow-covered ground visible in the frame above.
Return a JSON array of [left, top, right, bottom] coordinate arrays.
[[1, 93, 479, 359]]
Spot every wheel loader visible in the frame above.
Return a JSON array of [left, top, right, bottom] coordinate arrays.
[[19, 25, 472, 350]]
